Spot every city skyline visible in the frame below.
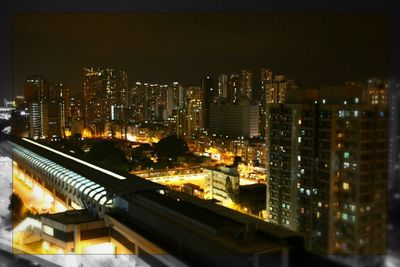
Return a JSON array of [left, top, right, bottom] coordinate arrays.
[[12, 13, 386, 98], [1, 4, 398, 266]]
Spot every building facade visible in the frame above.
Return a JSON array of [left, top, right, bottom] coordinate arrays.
[[267, 87, 387, 255], [210, 100, 259, 139]]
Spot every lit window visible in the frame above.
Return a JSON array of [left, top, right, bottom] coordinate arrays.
[[342, 213, 348, 221], [316, 211, 320, 218], [355, 97, 359, 103], [298, 119, 302, 125], [43, 225, 54, 236], [297, 137, 301, 143], [343, 162, 350, 168], [306, 189, 311, 196], [343, 182, 349, 190], [354, 111, 359, 117], [344, 152, 350, 159], [318, 202, 322, 207]]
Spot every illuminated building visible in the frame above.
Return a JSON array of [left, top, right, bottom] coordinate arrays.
[[201, 75, 216, 130], [170, 108, 186, 137], [217, 74, 228, 99], [70, 94, 84, 136], [210, 99, 259, 139], [205, 165, 240, 203], [57, 82, 71, 128], [267, 86, 387, 255], [240, 69, 253, 100], [125, 81, 185, 127], [112, 70, 129, 122], [172, 81, 185, 110], [83, 67, 128, 133], [11, 95, 29, 137], [24, 75, 50, 139], [185, 86, 203, 137], [259, 68, 273, 137], [128, 82, 146, 122], [83, 67, 106, 133], [41, 210, 107, 253], [267, 104, 302, 231], [47, 82, 71, 138], [241, 141, 268, 167], [145, 83, 157, 121], [227, 73, 241, 104], [117, 70, 129, 107], [366, 78, 387, 105], [166, 85, 174, 118]]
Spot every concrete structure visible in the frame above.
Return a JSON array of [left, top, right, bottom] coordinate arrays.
[[185, 86, 203, 137], [24, 76, 50, 139], [12, 137, 308, 267], [227, 73, 241, 104], [210, 100, 259, 138], [205, 166, 240, 203], [41, 210, 107, 253], [267, 86, 388, 255], [201, 76, 216, 130], [240, 69, 253, 100], [83, 67, 128, 133]]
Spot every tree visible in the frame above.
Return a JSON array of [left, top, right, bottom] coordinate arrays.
[[8, 193, 24, 224], [154, 135, 189, 160], [85, 140, 130, 172]]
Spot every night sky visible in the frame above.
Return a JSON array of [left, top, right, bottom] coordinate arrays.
[[12, 13, 386, 96]]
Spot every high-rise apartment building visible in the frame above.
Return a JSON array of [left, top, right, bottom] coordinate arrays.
[[70, 94, 84, 136], [117, 70, 129, 107], [267, 86, 387, 256], [46, 82, 71, 138], [260, 68, 273, 137], [366, 78, 387, 105], [185, 86, 203, 137], [210, 99, 259, 139], [83, 67, 106, 133], [83, 67, 128, 134], [227, 74, 241, 104], [217, 74, 228, 100], [24, 75, 50, 139], [172, 81, 185, 110], [201, 76, 216, 130], [128, 82, 146, 122], [240, 69, 253, 100]]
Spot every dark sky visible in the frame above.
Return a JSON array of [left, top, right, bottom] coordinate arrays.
[[13, 13, 386, 96]]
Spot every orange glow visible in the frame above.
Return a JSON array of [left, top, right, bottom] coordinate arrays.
[[64, 129, 72, 137], [82, 128, 92, 138]]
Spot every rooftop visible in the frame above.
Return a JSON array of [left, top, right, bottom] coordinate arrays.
[[41, 209, 100, 225]]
